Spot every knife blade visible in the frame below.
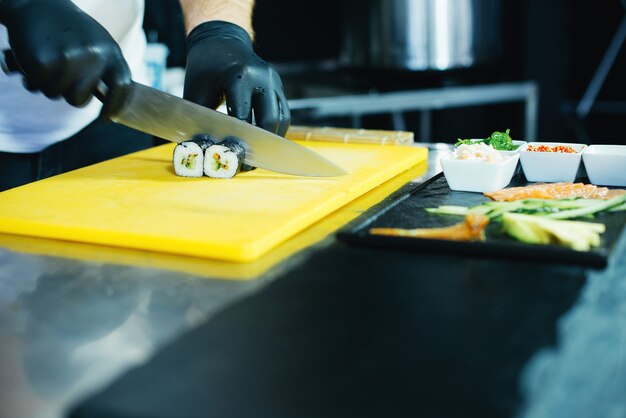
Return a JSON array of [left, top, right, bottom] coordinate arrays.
[[1, 50, 346, 177], [102, 82, 347, 177]]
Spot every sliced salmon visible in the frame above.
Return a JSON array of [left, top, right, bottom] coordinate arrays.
[[370, 213, 489, 241], [485, 182, 626, 201]]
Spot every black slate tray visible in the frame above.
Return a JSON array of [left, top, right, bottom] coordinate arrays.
[[337, 174, 626, 268]]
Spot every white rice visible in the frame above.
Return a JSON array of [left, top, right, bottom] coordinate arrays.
[[204, 144, 242, 179], [173, 141, 205, 177]]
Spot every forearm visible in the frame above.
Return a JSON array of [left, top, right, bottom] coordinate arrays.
[[179, 0, 254, 38]]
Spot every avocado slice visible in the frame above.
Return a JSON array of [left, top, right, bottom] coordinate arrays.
[[502, 213, 605, 251]]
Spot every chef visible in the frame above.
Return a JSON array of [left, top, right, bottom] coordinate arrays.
[[0, 0, 290, 191]]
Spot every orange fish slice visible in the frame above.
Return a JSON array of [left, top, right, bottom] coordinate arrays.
[[370, 214, 489, 241], [484, 182, 626, 202]]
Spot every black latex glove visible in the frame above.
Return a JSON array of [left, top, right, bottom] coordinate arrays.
[[0, 0, 131, 107], [183, 20, 291, 137]]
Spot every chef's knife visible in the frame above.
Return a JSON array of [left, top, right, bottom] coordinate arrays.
[[98, 82, 347, 177], [1, 51, 346, 177]]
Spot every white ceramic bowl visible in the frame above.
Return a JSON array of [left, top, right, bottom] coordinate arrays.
[[518, 142, 587, 183], [582, 145, 626, 186], [441, 152, 520, 193]]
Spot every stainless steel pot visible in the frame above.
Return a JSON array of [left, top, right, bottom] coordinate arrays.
[[340, 0, 503, 71]]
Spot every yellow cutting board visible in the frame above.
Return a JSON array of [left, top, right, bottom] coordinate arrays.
[[0, 141, 427, 262]]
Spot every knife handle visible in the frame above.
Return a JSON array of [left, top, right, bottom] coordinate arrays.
[[94, 81, 108, 103], [1, 49, 116, 112], [0, 49, 20, 74], [285, 126, 414, 146]]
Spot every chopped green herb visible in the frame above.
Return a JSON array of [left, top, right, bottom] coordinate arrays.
[[455, 129, 519, 151]]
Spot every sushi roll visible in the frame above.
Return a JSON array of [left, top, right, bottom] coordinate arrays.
[[172, 135, 215, 177], [241, 163, 257, 172], [191, 134, 218, 145], [204, 137, 246, 179]]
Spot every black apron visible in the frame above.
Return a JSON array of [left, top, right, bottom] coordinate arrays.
[[0, 119, 155, 191]]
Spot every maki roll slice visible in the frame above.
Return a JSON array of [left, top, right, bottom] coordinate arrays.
[[173, 135, 250, 179], [173, 135, 215, 177], [204, 137, 246, 179], [173, 142, 204, 177]]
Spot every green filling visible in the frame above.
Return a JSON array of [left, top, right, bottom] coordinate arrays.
[[212, 152, 229, 172], [181, 153, 198, 169]]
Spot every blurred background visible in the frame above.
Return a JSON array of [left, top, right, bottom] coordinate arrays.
[[143, 0, 625, 144]]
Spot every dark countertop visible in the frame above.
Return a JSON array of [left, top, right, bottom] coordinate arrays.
[[1, 144, 625, 418], [68, 243, 590, 418]]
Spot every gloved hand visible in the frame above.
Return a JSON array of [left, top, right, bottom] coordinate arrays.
[[0, 0, 131, 107], [183, 20, 291, 136]]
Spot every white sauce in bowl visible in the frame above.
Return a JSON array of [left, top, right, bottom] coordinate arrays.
[[453, 143, 503, 162]]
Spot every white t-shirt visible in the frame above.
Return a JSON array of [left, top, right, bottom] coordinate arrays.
[[0, 0, 148, 153]]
